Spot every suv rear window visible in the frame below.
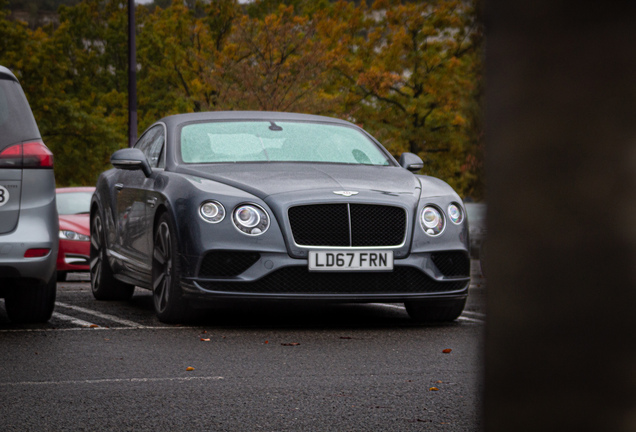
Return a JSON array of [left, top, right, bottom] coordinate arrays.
[[0, 76, 40, 152]]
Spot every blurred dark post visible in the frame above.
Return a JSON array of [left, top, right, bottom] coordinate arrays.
[[128, 0, 137, 147], [484, 1, 636, 431]]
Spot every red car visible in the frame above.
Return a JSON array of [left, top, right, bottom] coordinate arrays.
[[56, 187, 94, 281]]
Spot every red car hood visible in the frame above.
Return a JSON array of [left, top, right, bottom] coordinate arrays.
[[59, 214, 90, 235]]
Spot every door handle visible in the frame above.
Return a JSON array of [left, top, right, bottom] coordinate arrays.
[[147, 197, 157, 208], [114, 183, 124, 191]]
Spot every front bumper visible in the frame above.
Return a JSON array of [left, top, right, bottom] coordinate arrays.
[[57, 239, 90, 272], [181, 251, 470, 301]]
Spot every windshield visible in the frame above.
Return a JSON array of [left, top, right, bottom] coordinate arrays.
[[56, 192, 92, 215], [180, 121, 392, 166]]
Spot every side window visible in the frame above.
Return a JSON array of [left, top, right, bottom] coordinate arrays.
[[134, 127, 155, 155], [134, 125, 165, 169], [147, 130, 165, 169]]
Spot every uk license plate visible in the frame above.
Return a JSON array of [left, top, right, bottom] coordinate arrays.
[[308, 251, 393, 271]]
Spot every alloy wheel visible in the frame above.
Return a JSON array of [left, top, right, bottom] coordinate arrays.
[[153, 221, 172, 313], [90, 215, 104, 294]]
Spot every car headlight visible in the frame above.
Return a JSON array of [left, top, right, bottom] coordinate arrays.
[[59, 230, 90, 241], [233, 204, 270, 235], [447, 203, 464, 225], [199, 200, 225, 223], [420, 206, 445, 236]]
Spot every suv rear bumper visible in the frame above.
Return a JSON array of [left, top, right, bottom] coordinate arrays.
[[0, 197, 58, 293]]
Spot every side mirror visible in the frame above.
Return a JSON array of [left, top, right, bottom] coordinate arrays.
[[111, 148, 152, 177], [399, 152, 424, 173]]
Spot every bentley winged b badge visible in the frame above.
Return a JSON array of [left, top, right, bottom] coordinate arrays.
[[333, 191, 359, 197]]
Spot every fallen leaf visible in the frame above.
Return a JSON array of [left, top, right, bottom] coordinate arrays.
[[281, 343, 300, 346], [442, 349, 452, 354], [200, 338, 210, 342], [89, 324, 99, 328], [264, 340, 269, 344], [186, 367, 195, 371], [202, 330, 207, 334], [436, 380, 443, 384], [429, 387, 439, 391]]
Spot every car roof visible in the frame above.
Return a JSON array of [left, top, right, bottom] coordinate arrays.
[[159, 111, 357, 128], [56, 187, 96, 193]]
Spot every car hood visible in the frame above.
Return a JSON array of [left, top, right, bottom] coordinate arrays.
[[175, 163, 421, 199], [59, 214, 90, 235]]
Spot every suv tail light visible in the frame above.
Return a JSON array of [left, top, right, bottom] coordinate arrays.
[[0, 141, 54, 168]]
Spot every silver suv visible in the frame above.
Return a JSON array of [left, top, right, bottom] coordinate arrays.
[[0, 65, 58, 323]]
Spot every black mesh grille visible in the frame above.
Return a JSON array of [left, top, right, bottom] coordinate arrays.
[[288, 204, 406, 247], [350, 204, 406, 246], [199, 251, 261, 278], [288, 204, 349, 246], [431, 252, 470, 277], [198, 266, 467, 295]]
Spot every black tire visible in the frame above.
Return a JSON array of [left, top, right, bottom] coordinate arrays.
[[57, 271, 67, 282], [5, 271, 57, 323], [90, 211, 134, 301], [152, 213, 191, 323], [404, 298, 466, 323]]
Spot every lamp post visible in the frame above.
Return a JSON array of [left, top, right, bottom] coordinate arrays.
[[128, 0, 137, 147]]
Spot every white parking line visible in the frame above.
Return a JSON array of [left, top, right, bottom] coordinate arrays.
[[457, 316, 485, 323], [462, 310, 486, 319], [51, 312, 96, 328], [371, 303, 485, 323], [55, 302, 147, 328], [0, 326, 196, 333], [0, 376, 224, 387]]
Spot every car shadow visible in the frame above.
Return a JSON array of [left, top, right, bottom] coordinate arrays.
[[129, 291, 461, 330]]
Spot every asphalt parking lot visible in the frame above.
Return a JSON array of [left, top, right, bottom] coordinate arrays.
[[0, 261, 485, 431]]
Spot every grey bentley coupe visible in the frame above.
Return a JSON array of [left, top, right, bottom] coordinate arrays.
[[90, 111, 470, 323]]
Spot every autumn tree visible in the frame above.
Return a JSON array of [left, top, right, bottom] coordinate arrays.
[[219, 4, 338, 113], [136, 0, 241, 128], [1, 0, 484, 197], [0, 0, 127, 186], [331, 0, 483, 195]]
